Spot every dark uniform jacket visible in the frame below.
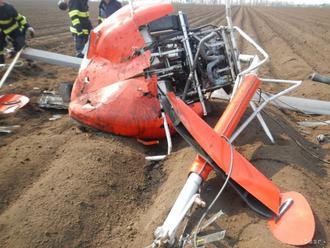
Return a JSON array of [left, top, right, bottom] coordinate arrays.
[[68, 0, 92, 36], [0, 2, 29, 36], [98, 0, 122, 23], [0, 2, 30, 57]]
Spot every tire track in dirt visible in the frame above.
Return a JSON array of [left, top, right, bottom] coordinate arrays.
[[209, 9, 227, 26], [35, 31, 71, 42], [208, 6, 236, 26], [245, 8, 312, 79], [0, 120, 74, 215], [255, 10, 316, 72], [36, 28, 70, 38], [233, 7, 245, 53], [242, 7, 275, 77], [262, 8, 330, 44], [190, 10, 225, 27], [180, 4, 222, 25], [32, 35, 74, 55], [187, 9, 215, 24], [35, 23, 70, 31], [255, 9, 330, 74], [224, 6, 240, 26], [208, 6, 239, 27], [246, 8, 330, 100], [0, 128, 151, 248], [273, 7, 330, 25]]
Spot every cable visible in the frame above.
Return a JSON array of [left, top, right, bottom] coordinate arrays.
[[261, 109, 330, 165], [0, 60, 25, 70], [254, 89, 330, 164], [192, 135, 234, 248]]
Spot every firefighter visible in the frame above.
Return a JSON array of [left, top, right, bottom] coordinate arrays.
[[67, 0, 93, 58], [0, 0, 35, 64], [98, 0, 122, 24]]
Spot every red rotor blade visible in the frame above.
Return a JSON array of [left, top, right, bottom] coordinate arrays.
[[167, 92, 281, 215], [268, 191, 315, 245]]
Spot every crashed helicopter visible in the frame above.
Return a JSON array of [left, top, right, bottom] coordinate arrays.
[[70, 1, 315, 247], [0, 0, 317, 247]]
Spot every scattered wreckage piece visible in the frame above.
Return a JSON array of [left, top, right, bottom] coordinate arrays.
[[0, 125, 20, 134], [316, 134, 327, 143], [38, 91, 68, 110], [0, 60, 24, 70], [298, 120, 330, 127], [310, 72, 330, 85], [0, 49, 29, 115], [49, 114, 63, 121], [0, 94, 29, 114], [0, 48, 25, 88]]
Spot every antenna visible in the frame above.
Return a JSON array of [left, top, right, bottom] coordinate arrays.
[[225, 0, 233, 29], [128, 0, 134, 16]]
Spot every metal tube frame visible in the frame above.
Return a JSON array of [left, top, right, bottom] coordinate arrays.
[[179, 11, 208, 116], [0, 48, 25, 89], [226, 25, 302, 143], [145, 107, 173, 161], [230, 27, 270, 98], [230, 78, 302, 143], [151, 48, 184, 58], [226, 0, 241, 73]]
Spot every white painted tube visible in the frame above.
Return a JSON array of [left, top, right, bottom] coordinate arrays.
[[145, 155, 166, 161], [0, 48, 24, 89], [154, 173, 203, 244]]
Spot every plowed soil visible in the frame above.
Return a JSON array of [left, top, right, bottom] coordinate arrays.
[[0, 1, 329, 248]]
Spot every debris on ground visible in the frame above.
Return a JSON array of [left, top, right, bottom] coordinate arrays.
[[48, 114, 63, 121], [316, 134, 326, 143], [38, 91, 68, 110], [0, 125, 20, 134], [298, 120, 330, 127], [0, 94, 30, 114]]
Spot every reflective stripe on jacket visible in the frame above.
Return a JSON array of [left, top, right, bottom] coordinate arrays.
[[0, 3, 30, 36], [68, 0, 92, 35]]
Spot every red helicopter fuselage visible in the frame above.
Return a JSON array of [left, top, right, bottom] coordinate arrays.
[[69, 2, 202, 139]]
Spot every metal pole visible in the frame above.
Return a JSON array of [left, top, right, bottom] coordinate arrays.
[[225, 0, 241, 73], [250, 101, 275, 143], [178, 11, 208, 116], [128, 0, 134, 16], [0, 48, 24, 89], [230, 78, 302, 142]]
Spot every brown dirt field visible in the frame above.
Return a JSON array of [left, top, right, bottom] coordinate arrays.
[[0, 1, 329, 247]]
